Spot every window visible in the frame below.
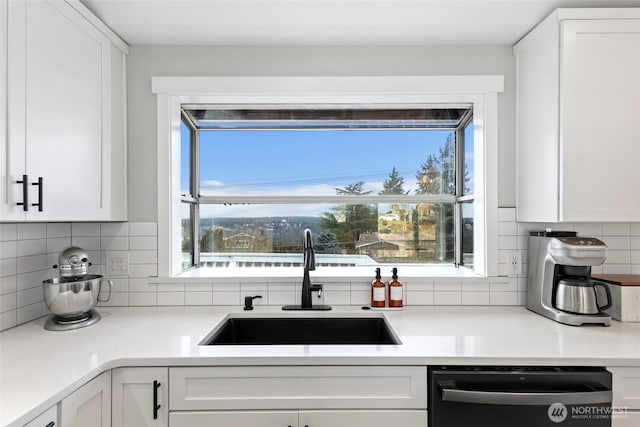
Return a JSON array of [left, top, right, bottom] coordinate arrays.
[[153, 76, 503, 277], [180, 106, 474, 271]]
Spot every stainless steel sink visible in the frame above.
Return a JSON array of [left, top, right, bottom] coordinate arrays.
[[200, 315, 401, 345]]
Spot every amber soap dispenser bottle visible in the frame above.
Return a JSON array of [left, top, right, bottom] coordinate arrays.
[[371, 267, 386, 308], [388, 267, 403, 307]]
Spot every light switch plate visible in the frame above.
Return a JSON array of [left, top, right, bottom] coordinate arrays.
[[106, 251, 129, 275]]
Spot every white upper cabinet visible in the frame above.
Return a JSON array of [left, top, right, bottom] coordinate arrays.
[[515, 9, 640, 222], [1, 0, 128, 222]]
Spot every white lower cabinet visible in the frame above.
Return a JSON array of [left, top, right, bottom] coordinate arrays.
[[23, 404, 57, 427], [60, 371, 111, 427], [170, 410, 427, 427], [112, 367, 169, 427], [169, 366, 428, 427], [610, 367, 640, 427]]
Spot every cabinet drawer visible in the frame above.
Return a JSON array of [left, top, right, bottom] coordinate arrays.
[[169, 366, 427, 411], [610, 367, 640, 409], [24, 404, 57, 427], [169, 410, 298, 427]]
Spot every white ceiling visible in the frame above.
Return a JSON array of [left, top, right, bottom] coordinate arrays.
[[80, 0, 640, 46]]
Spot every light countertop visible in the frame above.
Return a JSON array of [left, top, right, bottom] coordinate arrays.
[[1, 306, 640, 426]]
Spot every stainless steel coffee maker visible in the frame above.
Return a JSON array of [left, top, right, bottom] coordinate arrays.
[[527, 230, 612, 326]]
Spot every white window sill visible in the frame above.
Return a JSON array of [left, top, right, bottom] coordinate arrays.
[[149, 265, 504, 284]]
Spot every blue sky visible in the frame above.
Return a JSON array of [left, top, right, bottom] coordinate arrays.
[[181, 124, 474, 217]]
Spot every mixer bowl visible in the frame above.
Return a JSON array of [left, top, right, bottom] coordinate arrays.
[[42, 275, 112, 318]]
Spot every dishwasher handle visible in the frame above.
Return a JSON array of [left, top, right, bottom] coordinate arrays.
[[439, 381, 612, 406]]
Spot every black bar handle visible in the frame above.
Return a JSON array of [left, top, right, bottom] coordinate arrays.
[[16, 174, 28, 211], [31, 177, 43, 212], [153, 380, 161, 419], [45, 422, 55, 427]]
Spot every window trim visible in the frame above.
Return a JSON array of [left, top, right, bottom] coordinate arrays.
[[153, 76, 503, 278]]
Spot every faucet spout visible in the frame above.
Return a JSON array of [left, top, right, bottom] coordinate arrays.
[[301, 228, 315, 308], [281, 229, 331, 311]]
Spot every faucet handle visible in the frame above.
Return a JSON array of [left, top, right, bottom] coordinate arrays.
[[309, 283, 323, 298]]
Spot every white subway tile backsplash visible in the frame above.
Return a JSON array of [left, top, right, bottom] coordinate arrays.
[[17, 224, 46, 240], [602, 223, 631, 236], [101, 236, 129, 251], [185, 291, 213, 306], [462, 291, 490, 305], [71, 236, 100, 251], [129, 250, 157, 265], [407, 290, 434, 305], [490, 291, 518, 305], [47, 237, 71, 254], [17, 239, 46, 257], [17, 286, 43, 308], [435, 282, 461, 291], [157, 292, 185, 306], [157, 283, 185, 292], [129, 278, 156, 292], [129, 222, 157, 236], [434, 291, 462, 305], [0, 310, 17, 331], [16, 302, 46, 324], [129, 264, 157, 278], [99, 292, 128, 307], [0, 259, 17, 277], [129, 292, 157, 306], [17, 270, 47, 291], [0, 293, 17, 313], [17, 255, 47, 274], [212, 291, 241, 305], [101, 222, 129, 237], [71, 223, 100, 237], [0, 275, 17, 295], [46, 223, 71, 239], [129, 236, 157, 251], [0, 214, 638, 330], [0, 241, 17, 259], [350, 290, 369, 306], [324, 291, 350, 306], [0, 224, 18, 241], [602, 236, 630, 250]]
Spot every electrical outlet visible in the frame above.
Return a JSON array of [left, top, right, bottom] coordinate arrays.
[[509, 252, 522, 277], [106, 252, 129, 275]]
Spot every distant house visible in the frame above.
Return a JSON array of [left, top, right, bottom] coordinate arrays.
[[355, 232, 400, 253], [223, 232, 255, 251]]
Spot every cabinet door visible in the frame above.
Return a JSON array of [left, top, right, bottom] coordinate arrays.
[[299, 410, 427, 427], [1, 0, 27, 221], [60, 371, 111, 427], [112, 367, 168, 427], [23, 0, 111, 221], [170, 411, 298, 427], [560, 19, 640, 222]]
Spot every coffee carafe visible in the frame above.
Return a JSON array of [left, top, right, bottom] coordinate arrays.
[[526, 230, 612, 326]]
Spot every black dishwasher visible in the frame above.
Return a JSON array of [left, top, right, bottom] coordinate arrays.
[[429, 366, 612, 427]]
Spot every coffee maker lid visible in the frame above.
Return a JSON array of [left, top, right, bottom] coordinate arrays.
[[529, 230, 577, 237]]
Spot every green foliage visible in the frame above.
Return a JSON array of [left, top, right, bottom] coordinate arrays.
[[379, 167, 409, 195]]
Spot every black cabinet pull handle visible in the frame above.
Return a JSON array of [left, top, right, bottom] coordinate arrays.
[[153, 380, 161, 419], [45, 422, 55, 427], [16, 174, 28, 211], [31, 177, 43, 212]]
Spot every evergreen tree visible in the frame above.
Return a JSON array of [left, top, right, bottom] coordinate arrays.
[[379, 167, 409, 195], [315, 231, 340, 254]]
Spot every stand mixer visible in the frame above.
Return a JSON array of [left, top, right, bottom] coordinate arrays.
[[526, 230, 612, 326]]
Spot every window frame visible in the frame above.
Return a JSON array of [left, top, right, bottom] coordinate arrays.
[[153, 76, 503, 278]]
